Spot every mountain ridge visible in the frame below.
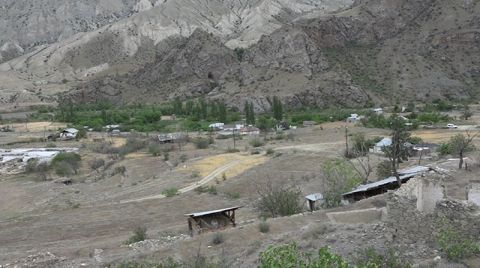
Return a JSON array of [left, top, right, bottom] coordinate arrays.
[[0, 0, 479, 111]]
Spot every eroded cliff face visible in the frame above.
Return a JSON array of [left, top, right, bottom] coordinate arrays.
[[0, 0, 479, 110]]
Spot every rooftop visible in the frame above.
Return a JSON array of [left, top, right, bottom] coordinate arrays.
[[185, 206, 242, 217], [342, 166, 431, 197]]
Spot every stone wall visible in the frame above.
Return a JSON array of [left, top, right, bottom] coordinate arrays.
[[385, 178, 480, 244]]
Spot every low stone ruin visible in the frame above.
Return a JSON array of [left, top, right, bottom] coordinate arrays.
[[385, 176, 480, 244]]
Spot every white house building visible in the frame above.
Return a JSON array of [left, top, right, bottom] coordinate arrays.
[[60, 128, 79, 140], [372, 137, 392, 153]]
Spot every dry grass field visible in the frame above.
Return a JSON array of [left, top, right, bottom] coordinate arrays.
[[0, 114, 479, 267]]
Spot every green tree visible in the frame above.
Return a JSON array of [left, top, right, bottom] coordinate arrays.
[[172, 97, 183, 115], [462, 104, 473, 120], [218, 102, 227, 123], [185, 100, 194, 116], [257, 115, 274, 140], [448, 132, 477, 169], [383, 114, 411, 185], [323, 159, 362, 207], [245, 101, 255, 125], [272, 96, 283, 121], [199, 98, 208, 119]]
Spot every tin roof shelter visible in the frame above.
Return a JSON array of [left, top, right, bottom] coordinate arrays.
[[305, 193, 324, 212], [342, 166, 431, 202], [186, 206, 242, 236]]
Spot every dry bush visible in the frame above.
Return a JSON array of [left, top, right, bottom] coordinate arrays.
[[256, 181, 302, 218]]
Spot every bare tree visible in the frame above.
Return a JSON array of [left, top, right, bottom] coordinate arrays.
[[449, 132, 477, 169], [344, 133, 373, 183]]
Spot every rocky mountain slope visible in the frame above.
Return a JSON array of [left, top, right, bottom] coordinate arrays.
[[0, 0, 479, 111]]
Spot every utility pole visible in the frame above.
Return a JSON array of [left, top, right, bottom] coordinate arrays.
[[233, 129, 236, 150], [345, 126, 349, 155]]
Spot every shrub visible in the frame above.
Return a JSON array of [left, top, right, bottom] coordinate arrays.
[[193, 137, 210, 149], [51, 152, 81, 176], [162, 187, 179, 197], [194, 186, 217, 195], [90, 158, 105, 171], [274, 133, 285, 140], [25, 158, 39, 173], [250, 138, 265, 148], [355, 247, 411, 268], [75, 129, 87, 140], [259, 242, 350, 268], [256, 183, 302, 218], [437, 142, 452, 156], [225, 147, 240, 153], [125, 226, 147, 245], [437, 224, 480, 261], [407, 136, 423, 145], [90, 142, 120, 154], [46, 142, 57, 148], [148, 143, 161, 156], [225, 191, 240, 199], [112, 166, 126, 176], [211, 233, 224, 245], [258, 221, 270, 233], [55, 163, 75, 176], [119, 137, 147, 156]]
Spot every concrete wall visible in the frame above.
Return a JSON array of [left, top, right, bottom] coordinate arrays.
[[416, 179, 445, 213], [467, 182, 480, 207], [327, 207, 386, 224]]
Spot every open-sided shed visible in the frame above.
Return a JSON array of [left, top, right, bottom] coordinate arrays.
[[342, 166, 431, 202], [186, 206, 242, 236]]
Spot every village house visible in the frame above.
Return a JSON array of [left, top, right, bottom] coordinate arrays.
[[208, 122, 224, 130], [346, 113, 364, 123], [373, 108, 383, 115], [372, 137, 392, 153], [60, 128, 78, 140], [239, 126, 260, 136]]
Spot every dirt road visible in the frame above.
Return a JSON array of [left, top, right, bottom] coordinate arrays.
[[119, 159, 241, 203]]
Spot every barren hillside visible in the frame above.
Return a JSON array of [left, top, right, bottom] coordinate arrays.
[[0, 0, 479, 110]]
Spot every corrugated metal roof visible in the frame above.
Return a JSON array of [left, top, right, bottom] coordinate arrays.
[[63, 128, 79, 133], [186, 206, 242, 217], [305, 193, 324, 201], [398, 166, 430, 176], [342, 166, 431, 197], [375, 137, 392, 147]]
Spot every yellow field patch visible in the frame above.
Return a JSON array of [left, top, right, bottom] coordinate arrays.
[[1, 121, 67, 132], [179, 153, 268, 179], [110, 137, 127, 148], [412, 130, 459, 143], [124, 152, 148, 159], [222, 155, 268, 179]]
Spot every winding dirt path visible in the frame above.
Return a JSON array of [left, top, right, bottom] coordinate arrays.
[[118, 159, 241, 204]]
